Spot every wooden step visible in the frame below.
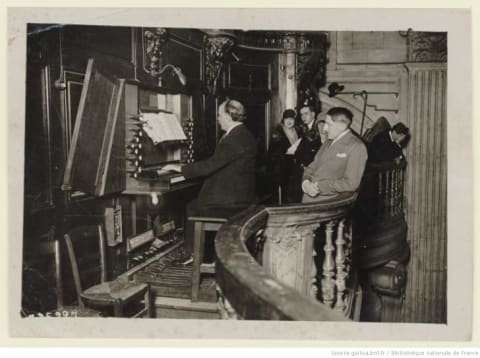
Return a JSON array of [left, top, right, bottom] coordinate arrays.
[[154, 296, 219, 319]]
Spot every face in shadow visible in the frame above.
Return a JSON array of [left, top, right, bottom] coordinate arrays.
[[317, 120, 327, 142], [283, 116, 296, 129], [324, 115, 348, 140], [300, 106, 315, 127], [391, 131, 407, 146]]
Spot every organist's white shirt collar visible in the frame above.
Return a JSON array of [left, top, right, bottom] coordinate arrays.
[[225, 122, 243, 136], [330, 129, 350, 146]]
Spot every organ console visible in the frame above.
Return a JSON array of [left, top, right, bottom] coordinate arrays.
[[62, 58, 198, 274], [62, 58, 195, 196]]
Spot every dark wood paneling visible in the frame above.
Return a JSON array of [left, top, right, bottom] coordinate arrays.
[[61, 24, 134, 80], [62, 25, 133, 63], [169, 28, 205, 46], [229, 63, 269, 90], [165, 38, 203, 82], [24, 63, 54, 212]]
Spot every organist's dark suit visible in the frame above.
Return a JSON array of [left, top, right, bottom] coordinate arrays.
[[182, 124, 257, 207], [181, 122, 257, 256]]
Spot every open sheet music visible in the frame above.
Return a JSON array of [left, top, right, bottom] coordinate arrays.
[[142, 112, 187, 144]]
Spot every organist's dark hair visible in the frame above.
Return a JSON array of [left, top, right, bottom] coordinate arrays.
[[225, 99, 246, 122]]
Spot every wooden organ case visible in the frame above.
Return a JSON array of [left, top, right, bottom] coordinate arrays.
[[62, 59, 197, 276]]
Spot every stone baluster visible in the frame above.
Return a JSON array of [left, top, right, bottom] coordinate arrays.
[[334, 220, 347, 311], [310, 238, 318, 300], [321, 221, 336, 307], [344, 220, 353, 274]]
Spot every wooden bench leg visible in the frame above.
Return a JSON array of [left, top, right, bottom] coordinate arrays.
[[113, 300, 123, 317], [145, 285, 152, 318], [191, 221, 205, 302]]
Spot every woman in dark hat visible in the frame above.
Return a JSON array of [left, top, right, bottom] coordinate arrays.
[[266, 109, 302, 204]]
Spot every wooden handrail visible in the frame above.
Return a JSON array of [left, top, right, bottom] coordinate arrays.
[[366, 159, 407, 172], [215, 193, 358, 321]]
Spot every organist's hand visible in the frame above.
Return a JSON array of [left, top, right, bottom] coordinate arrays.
[[162, 163, 182, 173]]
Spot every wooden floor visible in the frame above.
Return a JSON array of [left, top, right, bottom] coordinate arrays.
[[132, 246, 219, 319]]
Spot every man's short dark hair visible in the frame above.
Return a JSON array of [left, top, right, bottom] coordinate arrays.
[[299, 104, 315, 113], [392, 122, 410, 136], [326, 107, 353, 126]]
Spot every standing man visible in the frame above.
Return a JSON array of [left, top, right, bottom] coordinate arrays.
[[302, 107, 368, 203], [295, 104, 322, 168], [167, 99, 257, 263]]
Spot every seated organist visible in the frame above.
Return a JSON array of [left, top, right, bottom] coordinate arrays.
[[165, 98, 257, 265], [301, 107, 368, 203]]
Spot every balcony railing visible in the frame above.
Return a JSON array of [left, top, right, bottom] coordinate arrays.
[[215, 192, 361, 320], [353, 159, 410, 269]]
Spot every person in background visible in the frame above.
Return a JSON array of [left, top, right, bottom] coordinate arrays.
[[285, 104, 322, 203], [165, 99, 257, 264], [316, 116, 327, 144], [302, 107, 368, 203], [367, 122, 410, 163], [266, 109, 301, 204]]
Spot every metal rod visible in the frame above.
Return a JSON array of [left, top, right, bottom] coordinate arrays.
[[360, 91, 368, 135]]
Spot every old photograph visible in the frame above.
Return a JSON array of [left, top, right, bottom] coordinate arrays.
[[8, 8, 473, 340]]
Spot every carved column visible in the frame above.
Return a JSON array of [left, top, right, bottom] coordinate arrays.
[[402, 61, 447, 322], [263, 223, 320, 296], [401, 31, 447, 63], [279, 52, 298, 110], [204, 34, 236, 95], [142, 28, 168, 77]]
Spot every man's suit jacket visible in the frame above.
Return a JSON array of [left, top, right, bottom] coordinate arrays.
[[294, 122, 321, 167], [182, 124, 257, 207], [367, 129, 403, 162], [302, 130, 368, 203]]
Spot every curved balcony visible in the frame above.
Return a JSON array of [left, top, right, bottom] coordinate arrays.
[[215, 192, 360, 321]]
